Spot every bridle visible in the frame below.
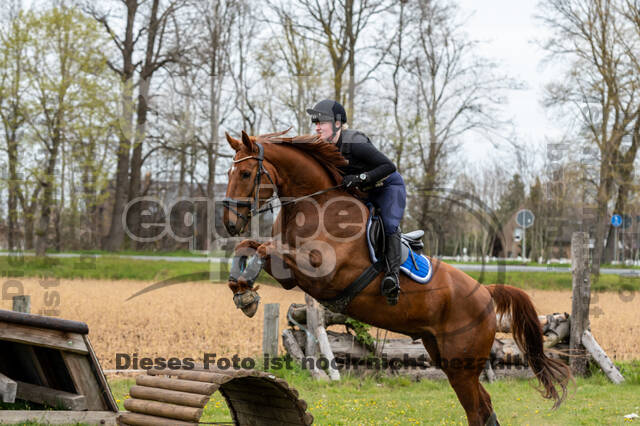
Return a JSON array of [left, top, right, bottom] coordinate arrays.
[[222, 141, 344, 234], [222, 143, 277, 233]]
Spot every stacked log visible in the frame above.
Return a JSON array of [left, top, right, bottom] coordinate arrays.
[[283, 304, 572, 378]]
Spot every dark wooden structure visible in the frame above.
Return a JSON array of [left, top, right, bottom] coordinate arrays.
[[0, 309, 118, 424]]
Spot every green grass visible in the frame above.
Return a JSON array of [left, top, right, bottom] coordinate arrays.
[[0, 255, 285, 286], [467, 271, 640, 292], [108, 361, 640, 425], [0, 255, 218, 281], [447, 259, 640, 270], [1, 255, 638, 292], [0, 248, 227, 257]]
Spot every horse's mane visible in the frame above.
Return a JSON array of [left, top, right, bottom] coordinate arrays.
[[257, 134, 347, 185]]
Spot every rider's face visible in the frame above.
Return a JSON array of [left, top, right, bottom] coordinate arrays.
[[315, 121, 340, 143]]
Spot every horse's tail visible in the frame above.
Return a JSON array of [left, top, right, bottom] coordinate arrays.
[[486, 284, 571, 408]]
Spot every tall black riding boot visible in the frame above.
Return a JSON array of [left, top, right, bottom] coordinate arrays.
[[380, 230, 401, 305]]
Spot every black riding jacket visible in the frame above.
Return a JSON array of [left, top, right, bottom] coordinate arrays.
[[336, 129, 396, 183]]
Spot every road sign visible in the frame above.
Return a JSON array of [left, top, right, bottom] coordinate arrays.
[[516, 209, 535, 229], [622, 214, 632, 229], [611, 214, 622, 227]]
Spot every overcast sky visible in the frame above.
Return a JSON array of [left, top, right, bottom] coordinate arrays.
[[456, 0, 566, 167]]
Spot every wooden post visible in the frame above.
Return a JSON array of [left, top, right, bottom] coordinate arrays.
[[262, 303, 279, 358], [282, 329, 305, 363], [316, 326, 340, 381], [581, 331, 624, 384], [483, 360, 496, 383], [12, 295, 30, 313], [304, 294, 320, 358], [570, 232, 591, 376], [0, 372, 17, 403], [304, 294, 329, 381]]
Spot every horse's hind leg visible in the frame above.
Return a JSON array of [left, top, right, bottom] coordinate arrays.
[[425, 325, 499, 425], [422, 334, 494, 425], [441, 366, 490, 426], [479, 383, 499, 425]]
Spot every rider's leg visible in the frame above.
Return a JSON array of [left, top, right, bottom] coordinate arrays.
[[368, 172, 406, 305], [381, 230, 402, 305]]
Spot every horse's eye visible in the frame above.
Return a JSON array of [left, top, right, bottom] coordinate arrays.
[[241, 171, 251, 179]]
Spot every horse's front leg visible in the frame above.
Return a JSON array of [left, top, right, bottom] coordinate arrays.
[[259, 240, 338, 295], [228, 240, 296, 318], [255, 241, 297, 290]]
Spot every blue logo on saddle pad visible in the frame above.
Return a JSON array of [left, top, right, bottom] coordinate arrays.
[[365, 209, 433, 284]]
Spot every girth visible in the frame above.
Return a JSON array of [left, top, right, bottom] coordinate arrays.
[[316, 260, 385, 313]]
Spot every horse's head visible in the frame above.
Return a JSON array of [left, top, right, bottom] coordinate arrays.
[[223, 131, 278, 236]]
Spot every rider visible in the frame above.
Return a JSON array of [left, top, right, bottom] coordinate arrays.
[[306, 99, 407, 305]]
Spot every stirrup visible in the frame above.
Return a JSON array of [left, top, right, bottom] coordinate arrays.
[[381, 273, 399, 305]]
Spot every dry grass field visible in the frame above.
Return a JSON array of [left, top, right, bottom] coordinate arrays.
[[1, 279, 638, 369]]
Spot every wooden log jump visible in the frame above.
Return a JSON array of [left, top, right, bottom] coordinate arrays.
[[284, 307, 571, 371], [118, 367, 314, 426]]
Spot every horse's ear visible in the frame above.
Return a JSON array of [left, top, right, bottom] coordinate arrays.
[[225, 132, 242, 151], [241, 130, 254, 152]]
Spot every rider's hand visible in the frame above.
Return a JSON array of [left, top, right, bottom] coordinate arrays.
[[343, 173, 367, 189]]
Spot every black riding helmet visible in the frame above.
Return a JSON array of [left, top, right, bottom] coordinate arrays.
[[306, 99, 347, 124]]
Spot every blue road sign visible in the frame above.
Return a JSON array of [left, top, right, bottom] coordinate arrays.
[[622, 214, 632, 229], [516, 209, 535, 229], [611, 214, 622, 227]]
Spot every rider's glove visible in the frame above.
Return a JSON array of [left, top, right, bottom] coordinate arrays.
[[343, 173, 368, 189]]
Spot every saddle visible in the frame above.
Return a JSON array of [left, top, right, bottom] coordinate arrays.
[[365, 206, 433, 284]]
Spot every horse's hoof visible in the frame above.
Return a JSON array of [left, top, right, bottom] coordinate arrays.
[[233, 290, 261, 317], [485, 412, 499, 426], [241, 300, 259, 317]]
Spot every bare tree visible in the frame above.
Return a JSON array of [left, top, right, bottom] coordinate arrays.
[[539, 0, 640, 271], [196, 0, 238, 198], [278, 0, 389, 123], [406, 0, 515, 231], [88, 0, 184, 250], [259, 2, 329, 133]]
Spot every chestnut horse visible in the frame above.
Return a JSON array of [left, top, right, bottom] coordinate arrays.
[[222, 130, 570, 426]]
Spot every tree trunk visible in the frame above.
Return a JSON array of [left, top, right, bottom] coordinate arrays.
[[21, 188, 39, 251], [128, 75, 151, 248], [82, 158, 98, 248], [345, 0, 355, 123], [591, 153, 614, 275], [128, 0, 161, 249], [103, 128, 131, 251], [102, 0, 138, 251], [207, 68, 220, 200], [603, 120, 639, 264], [6, 137, 20, 250], [35, 146, 59, 257]]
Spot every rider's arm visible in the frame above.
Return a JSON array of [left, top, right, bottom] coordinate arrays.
[[349, 133, 396, 182]]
